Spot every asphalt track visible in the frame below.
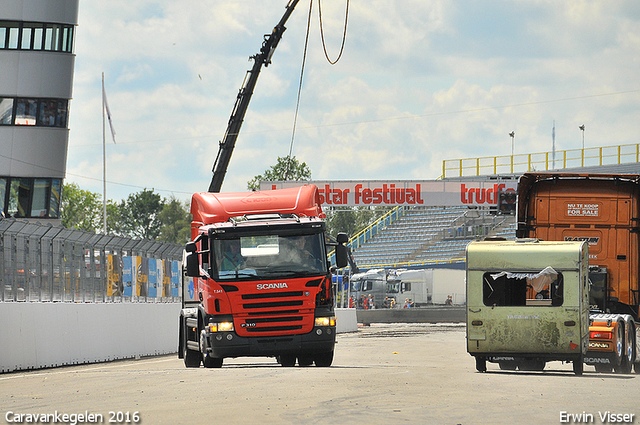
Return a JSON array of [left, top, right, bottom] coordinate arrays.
[[2, 323, 639, 425]]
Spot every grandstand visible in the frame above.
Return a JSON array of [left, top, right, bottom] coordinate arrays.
[[350, 205, 516, 269]]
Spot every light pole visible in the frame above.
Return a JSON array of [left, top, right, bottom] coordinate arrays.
[[509, 131, 515, 156], [579, 124, 585, 150]]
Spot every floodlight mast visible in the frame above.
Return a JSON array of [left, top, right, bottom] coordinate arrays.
[[208, 0, 301, 193]]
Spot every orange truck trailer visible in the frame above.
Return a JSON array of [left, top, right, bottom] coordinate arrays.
[[179, 185, 348, 368], [517, 173, 640, 373]]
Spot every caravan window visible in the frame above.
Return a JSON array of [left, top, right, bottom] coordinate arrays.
[[482, 270, 564, 307]]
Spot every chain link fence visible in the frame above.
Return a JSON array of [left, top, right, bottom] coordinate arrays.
[[0, 218, 184, 303]]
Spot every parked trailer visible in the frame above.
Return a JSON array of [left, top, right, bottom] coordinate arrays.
[[466, 239, 589, 375]]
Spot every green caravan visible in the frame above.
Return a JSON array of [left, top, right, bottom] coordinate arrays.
[[466, 239, 589, 375]]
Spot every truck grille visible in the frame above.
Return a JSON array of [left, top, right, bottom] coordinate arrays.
[[233, 289, 314, 337]]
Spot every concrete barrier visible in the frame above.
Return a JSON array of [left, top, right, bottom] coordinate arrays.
[[335, 307, 358, 333], [356, 306, 465, 324], [0, 302, 181, 373], [1, 303, 359, 373]]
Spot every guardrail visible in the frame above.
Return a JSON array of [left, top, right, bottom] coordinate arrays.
[[442, 142, 640, 178], [355, 257, 465, 271]]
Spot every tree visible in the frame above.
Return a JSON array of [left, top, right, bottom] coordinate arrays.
[[247, 155, 311, 190], [325, 206, 390, 239], [112, 189, 165, 240], [61, 183, 191, 242], [61, 183, 103, 232], [158, 196, 192, 244]]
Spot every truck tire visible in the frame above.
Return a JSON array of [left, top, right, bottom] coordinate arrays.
[[314, 351, 334, 367], [200, 330, 223, 368], [278, 354, 296, 367], [203, 355, 223, 368], [614, 320, 630, 373], [183, 326, 201, 368], [622, 320, 638, 373], [298, 355, 314, 367]]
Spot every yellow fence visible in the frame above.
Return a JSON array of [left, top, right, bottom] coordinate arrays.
[[442, 143, 640, 178]]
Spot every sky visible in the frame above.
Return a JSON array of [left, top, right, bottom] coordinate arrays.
[[66, 0, 640, 203]]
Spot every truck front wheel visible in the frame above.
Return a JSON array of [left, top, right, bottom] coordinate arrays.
[[314, 351, 334, 367], [278, 354, 296, 367], [200, 330, 223, 368], [203, 355, 223, 368], [298, 355, 314, 367], [183, 323, 201, 368]]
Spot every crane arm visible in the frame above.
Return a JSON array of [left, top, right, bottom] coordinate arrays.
[[208, 0, 301, 193]]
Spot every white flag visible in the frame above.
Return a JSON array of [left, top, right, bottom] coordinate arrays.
[[102, 82, 116, 144]]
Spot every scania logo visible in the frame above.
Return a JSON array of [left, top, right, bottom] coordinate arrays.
[[256, 283, 288, 290], [584, 357, 611, 364]]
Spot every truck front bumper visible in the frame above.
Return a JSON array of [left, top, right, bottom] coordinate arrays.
[[202, 326, 336, 358]]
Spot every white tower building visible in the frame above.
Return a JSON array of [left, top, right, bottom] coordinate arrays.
[[0, 1, 79, 223]]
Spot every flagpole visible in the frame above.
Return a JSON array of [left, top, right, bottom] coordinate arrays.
[[102, 72, 107, 234]]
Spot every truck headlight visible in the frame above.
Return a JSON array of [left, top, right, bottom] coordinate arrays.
[[315, 317, 336, 327], [207, 321, 234, 332]]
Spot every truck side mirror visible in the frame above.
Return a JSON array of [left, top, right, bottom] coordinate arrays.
[[184, 242, 201, 277], [335, 232, 349, 269]]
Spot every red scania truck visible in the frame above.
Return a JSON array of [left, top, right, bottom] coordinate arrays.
[[517, 173, 640, 373], [179, 185, 348, 368]]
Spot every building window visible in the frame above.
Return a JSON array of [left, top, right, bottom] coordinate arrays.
[[0, 97, 69, 128], [0, 98, 13, 124], [15, 98, 38, 125], [50, 179, 62, 217], [0, 177, 6, 217], [0, 177, 62, 219], [0, 20, 74, 53]]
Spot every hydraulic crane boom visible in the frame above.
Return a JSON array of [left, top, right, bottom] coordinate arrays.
[[208, 0, 300, 193]]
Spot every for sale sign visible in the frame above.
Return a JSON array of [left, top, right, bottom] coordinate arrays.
[[567, 203, 600, 217]]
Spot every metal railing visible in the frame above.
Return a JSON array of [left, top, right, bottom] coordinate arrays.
[[1, 218, 183, 303], [349, 206, 406, 251], [328, 206, 406, 267], [442, 142, 640, 178]]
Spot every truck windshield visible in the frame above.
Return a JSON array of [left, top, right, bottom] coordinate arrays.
[[386, 281, 400, 294], [213, 233, 326, 280]]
